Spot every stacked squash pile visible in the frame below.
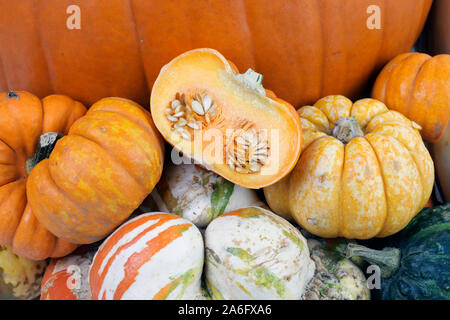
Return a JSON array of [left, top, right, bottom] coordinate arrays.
[[0, 1, 448, 301]]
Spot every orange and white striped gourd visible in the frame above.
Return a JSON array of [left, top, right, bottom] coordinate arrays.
[[40, 246, 95, 300], [89, 213, 204, 300], [264, 95, 434, 239]]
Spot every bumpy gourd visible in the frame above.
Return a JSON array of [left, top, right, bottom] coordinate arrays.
[[302, 239, 370, 300]]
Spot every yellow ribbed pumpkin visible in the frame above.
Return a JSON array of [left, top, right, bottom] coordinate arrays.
[[264, 95, 434, 239]]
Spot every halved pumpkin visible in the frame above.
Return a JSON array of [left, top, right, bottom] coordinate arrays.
[[151, 48, 302, 189]]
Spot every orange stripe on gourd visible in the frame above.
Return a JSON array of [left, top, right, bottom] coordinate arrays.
[[113, 223, 192, 300]]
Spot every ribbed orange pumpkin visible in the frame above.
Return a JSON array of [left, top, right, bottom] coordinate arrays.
[[264, 95, 434, 239], [0, 91, 85, 260], [372, 52, 450, 142], [0, 0, 431, 107], [27, 97, 165, 245]]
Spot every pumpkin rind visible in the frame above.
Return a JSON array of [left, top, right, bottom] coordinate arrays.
[[0, 0, 431, 108], [0, 91, 85, 260], [27, 97, 165, 244], [264, 95, 434, 239], [372, 52, 450, 142], [89, 213, 204, 300]]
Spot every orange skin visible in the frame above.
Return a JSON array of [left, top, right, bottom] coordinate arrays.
[[372, 52, 450, 142], [0, 91, 85, 260], [0, 0, 430, 108], [27, 97, 165, 245]]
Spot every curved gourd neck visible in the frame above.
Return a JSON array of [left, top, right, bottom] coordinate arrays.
[[345, 243, 401, 278]]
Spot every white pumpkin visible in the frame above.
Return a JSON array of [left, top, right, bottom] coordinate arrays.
[[89, 213, 205, 300], [153, 163, 263, 227], [204, 207, 315, 299]]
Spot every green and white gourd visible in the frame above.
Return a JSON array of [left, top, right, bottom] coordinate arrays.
[[153, 163, 263, 228], [204, 206, 315, 300], [302, 239, 370, 300]]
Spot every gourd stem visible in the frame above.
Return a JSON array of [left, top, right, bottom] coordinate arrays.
[[332, 117, 364, 144], [345, 243, 401, 278], [236, 68, 266, 95], [7, 91, 19, 99], [26, 132, 63, 175]]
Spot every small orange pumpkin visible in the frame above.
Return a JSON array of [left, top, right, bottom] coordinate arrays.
[[264, 95, 434, 239], [372, 52, 450, 142], [27, 97, 165, 245], [0, 91, 85, 260]]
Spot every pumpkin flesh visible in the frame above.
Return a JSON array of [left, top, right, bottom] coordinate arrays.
[[151, 48, 302, 189]]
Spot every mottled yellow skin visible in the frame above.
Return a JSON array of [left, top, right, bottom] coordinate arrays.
[[264, 95, 434, 239], [27, 98, 164, 244]]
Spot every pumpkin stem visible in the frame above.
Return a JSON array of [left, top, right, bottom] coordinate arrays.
[[26, 132, 63, 175], [7, 91, 19, 99], [236, 68, 266, 96], [345, 243, 401, 278], [332, 117, 364, 144]]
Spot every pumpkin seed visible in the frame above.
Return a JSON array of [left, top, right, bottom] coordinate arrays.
[[191, 100, 205, 115], [226, 129, 269, 174]]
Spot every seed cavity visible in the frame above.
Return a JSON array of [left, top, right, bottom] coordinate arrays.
[[165, 92, 217, 140], [226, 128, 269, 174]]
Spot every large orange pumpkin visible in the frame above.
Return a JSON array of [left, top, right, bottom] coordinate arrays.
[[264, 95, 434, 239], [372, 52, 450, 142], [0, 91, 85, 260], [0, 0, 431, 107], [27, 97, 165, 246]]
